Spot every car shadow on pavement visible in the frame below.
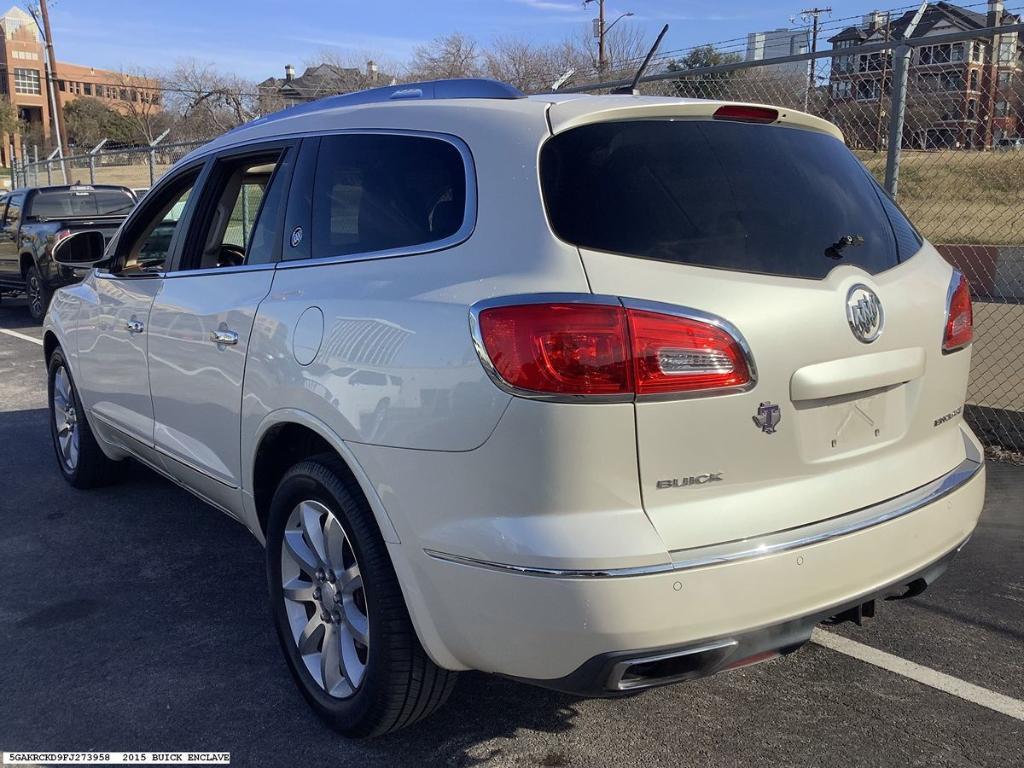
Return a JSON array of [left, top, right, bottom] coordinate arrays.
[[0, 297, 39, 330], [0, 407, 584, 767]]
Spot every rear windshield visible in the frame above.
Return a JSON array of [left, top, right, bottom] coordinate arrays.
[[28, 188, 135, 219], [540, 120, 922, 280]]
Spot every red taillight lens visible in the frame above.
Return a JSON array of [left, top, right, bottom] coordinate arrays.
[[628, 309, 751, 395], [713, 104, 779, 124], [477, 303, 633, 395], [943, 271, 973, 352], [476, 302, 751, 398]]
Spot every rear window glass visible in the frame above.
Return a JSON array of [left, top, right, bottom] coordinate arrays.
[[29, 188, 135, 218], [311, 134, 466, 259], [540, 120, 921, 280]]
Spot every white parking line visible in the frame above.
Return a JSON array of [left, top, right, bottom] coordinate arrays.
[[0, 328, 43, 346], [811, 629, 1024, 722]]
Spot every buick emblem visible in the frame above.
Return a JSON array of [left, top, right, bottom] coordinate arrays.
[[846, 284, 884, 343]]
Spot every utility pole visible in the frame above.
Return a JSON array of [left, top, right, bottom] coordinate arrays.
[[584, 0, 607, 77], [801, 6, 832, 111], [37, 0, 68, 155]]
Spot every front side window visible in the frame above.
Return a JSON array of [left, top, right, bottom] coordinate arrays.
[[541, 120, 921, 280], [117, 173, 198, 275], [310, 133, 467, 260]]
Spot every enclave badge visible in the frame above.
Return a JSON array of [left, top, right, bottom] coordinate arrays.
[[753, 401, 781, 434]]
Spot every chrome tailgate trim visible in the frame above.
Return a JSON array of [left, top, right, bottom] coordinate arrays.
[[425, 430, 983, 579]]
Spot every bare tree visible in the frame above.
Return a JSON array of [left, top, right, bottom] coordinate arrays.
[[162, 59, 259, 141], [112, 68, 170, 143], [565, 22, 649, 82], [484, 37, 562, 93], [406, 33, 481, 80]]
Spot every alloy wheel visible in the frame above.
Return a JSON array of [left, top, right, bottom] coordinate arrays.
[[280, 500, 369, 698], [27, 274, 44, 319], [52, 366, 80, 471]]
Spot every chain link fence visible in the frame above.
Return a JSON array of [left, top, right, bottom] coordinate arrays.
[[568, 23, 1024, 457], [13, 140, 205, 192], [4, 23, 1023, 456]]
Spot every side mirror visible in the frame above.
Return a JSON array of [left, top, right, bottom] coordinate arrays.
[[52, 230, 109, 267]]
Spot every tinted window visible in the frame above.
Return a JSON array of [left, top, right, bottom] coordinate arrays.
[[311, 134, 466, 259], [4, 192, 25, 225], [540, 120, 921, 280], [29, 188, 135, 218]]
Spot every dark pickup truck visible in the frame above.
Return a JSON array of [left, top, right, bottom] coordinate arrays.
[[0, 184, 136, 321]]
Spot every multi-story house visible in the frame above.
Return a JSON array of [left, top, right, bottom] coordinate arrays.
[[258, 62, 392, 111], [0, 6, 160, 165], [828, 1, 1022, 149]]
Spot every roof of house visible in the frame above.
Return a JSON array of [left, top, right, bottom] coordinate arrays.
[[259, 63, 364, 100], [828, 1, 1019, 45]]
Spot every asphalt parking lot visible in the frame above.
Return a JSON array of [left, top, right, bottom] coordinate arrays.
[[0, 297, 1022, 767]]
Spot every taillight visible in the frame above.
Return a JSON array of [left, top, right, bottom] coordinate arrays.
[[943, 271, 973, 352], [628, 309, 751, 395], [476, 303, 633, 396], [474, 299, 753, 399], [713, 104, 779, 124]]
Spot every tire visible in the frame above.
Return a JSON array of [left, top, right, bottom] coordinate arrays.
[[26, 265, 52, 323], [266, 455, 457, 737], [47, 348, 121, 489]]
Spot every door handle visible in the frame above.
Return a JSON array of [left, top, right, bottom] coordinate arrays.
[[210, 329, 239, 346], [125, 319, 144, 334]]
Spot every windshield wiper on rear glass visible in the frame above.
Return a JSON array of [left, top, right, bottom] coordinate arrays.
[[825, 233, 865, 260]]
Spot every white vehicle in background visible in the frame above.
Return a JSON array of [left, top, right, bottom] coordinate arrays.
[[42, 79, 984, 737]]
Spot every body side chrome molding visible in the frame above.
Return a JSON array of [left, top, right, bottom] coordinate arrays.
[[425, 431, 983, 579]]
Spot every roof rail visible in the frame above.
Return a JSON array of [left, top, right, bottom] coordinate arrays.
[[221, 78, 527, 139], [253, 78, 525, 123]]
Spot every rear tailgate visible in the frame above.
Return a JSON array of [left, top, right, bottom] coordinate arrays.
[[540, 103, 974, 552]]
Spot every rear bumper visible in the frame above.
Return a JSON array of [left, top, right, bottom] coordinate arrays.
[[515, 534, 968, 696], [406, 433, 985, 683]]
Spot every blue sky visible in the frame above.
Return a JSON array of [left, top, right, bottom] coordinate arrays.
[[47, 0, 895, 80]]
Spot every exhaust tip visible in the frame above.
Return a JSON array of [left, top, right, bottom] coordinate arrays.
[[608, 639, 738, 691]]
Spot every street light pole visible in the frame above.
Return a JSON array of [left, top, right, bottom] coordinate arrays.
[[584, 1, 633, 78]]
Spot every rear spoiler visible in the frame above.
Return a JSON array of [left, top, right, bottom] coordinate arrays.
[[546, 98, 845, 143]]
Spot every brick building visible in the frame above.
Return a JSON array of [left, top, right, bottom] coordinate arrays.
[[0, 6, 160, 164], [828, 1, 1022, 149]]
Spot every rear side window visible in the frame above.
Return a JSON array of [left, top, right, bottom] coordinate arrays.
[[311, 133, 466, 260], [28, 188, 135, 218], [540, 120, 921, 280]]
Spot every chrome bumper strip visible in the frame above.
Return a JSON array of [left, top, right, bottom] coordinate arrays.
[[424, 432, 983, 579]]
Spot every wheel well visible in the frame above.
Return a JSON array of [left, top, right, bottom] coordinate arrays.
[[252, 422, 361, 536], [20, 253, 34, 279], [43, 331, 59, 362]]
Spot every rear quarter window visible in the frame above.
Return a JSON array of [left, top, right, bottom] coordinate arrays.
[[540, 120, 921, 280], [310, 133, 467, 260]]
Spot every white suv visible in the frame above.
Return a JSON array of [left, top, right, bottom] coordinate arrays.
[[44, 79, 985, 737]]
